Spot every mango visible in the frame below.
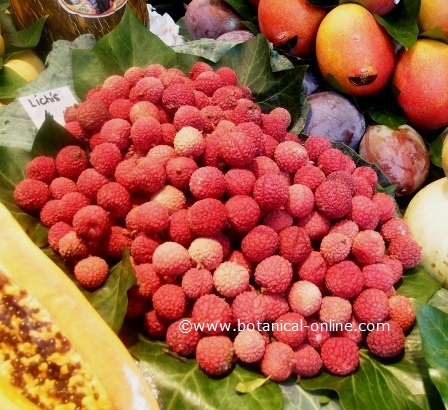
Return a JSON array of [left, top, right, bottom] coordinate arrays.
[[393, 39, 448, 131], [418, 0, 448, 37], [315, 3, 395, 97], [3, 50, 45, 81]]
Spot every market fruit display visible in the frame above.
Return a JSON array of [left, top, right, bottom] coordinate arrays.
[[404, 178, 448, 288], [258, 0, 327, 57], [11, 60, 423, 383], [9, 0, 148, 54], [315, 3, 395, 97], [0, 202, 159, 409], [393, 39, 448, 130]]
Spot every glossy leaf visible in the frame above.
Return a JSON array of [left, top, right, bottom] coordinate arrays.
[[224, 0, 258, 21], [413, 300, 448, 408], [2, 16, 47, 53], [236, 376, 270, 394], [129, 334, 284, 410], [396, 267, 441, 302]]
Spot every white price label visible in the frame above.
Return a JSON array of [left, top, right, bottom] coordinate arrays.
[[19, 86, 79, 128]]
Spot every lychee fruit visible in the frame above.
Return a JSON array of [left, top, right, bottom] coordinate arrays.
[[74, 256, 109, 288], [353, 288, 389, 324], [319, 296, 352, 325], [325, 260, 365, 299], [196, 335, 234, 376], [188, 237, 223, 271], [388, 295, 415, 332], [232, 291, 265, 326], [349, 195, 380, 231], [320, 337, 359, 376], [303, 135, 332, 162], [262, 210, 293, 233], [351, 230, 386, 265], [362, 263, 395, 292], [234, 329, 266, 363], [274, 141, 309, 173], [55, 145, 89, 180], [252, 172, 289, 212], [294, 164, 326, 192], [14, 178, 50, 211], [77, 98, 110, 132], [76, 168, 109, 200], [26, 156, 57, 184], [166, 156, 198, 189], [225, 195, 261, 232], [288, 280, 322, 317], [254, 255, 293, 294], [314, 180, 352, 219], [320, 232, 352, 266], [166, 319, 201, 357], [366, 320, 405, 358], [297, 251, 327, 285], [189, 166, 226, 199], [293, 344, 322, 378], [241, 225, 279, 263], [181, 267, 214, 299], [224, 168, 256, 197], [96, 182, 131, 219], [130, 234, 162, 264], [72, 205, 110, 241], [188, 198, 227, 236], [278, 226, 312, 264], [296, 210, 331, 241], [388, 235, 421, 269], [213, 261, 250, 298], [50, 176, 79, 199], [152, 242, 191, 276], [174, 126, 206, 158], [218, 129, 256, 167], [152, 284, 187, 320], [260, 341, 295, 382], [192, 294, 232, 335], [285, 184, 314, 218]]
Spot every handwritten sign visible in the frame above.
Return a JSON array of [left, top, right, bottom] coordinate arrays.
[[19, 86, 79, 128]]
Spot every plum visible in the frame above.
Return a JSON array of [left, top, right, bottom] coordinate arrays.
[[302, 91, 365, 149], [185, 0, 244, 40], [302, 71, 320, 96], [359, 124, 430, 196]]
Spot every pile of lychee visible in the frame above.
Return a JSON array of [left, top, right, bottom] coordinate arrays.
[[14, 61, 420, 381]]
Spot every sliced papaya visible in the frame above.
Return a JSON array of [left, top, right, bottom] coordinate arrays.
[[0, 203, 159, 410]]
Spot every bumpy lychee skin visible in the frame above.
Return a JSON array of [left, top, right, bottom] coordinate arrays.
[[366, 320, 405, 358], [143, 310, 169, 338], [325, 260, 365, 299], [371, 192, 396, 223], [260, 341, 295, 382], [218, 129, 257, 167], [89, 142, 122, 177], [224, 168, 256, 197], [353, 176, 374, 198], [188, 237, 223, 271], [213, 261, 250, 298], [379, 217, 411, 243], [129, 76, 164, 104], [261, 113, 287, 141], [96, 182, 131, 219], [48, 221, 72, 253], [234, 122, 264, 155], [166, 156, 198, 189], [130, 234, 162, 265], [73, 205, 110, 241], [174, 126, 206, 158], [306, 318, 332, 351], [77, 98, 110, 132], [319, 296, 352, 325], [152, 284, 187, 320], [103, 74, 131, 99], [200, 105, 225, 133], [320, 232, 352, 266], [128, 100, 160, 124], [274, 141, 309, 173], [232, 98, 263, 125], [58, 231, 89, 261], [151, 185, 187, 215], [241, 225, 279, 263], [362, 263, 395, 292], [166, 319, 201, 357], [382, 254, 403, 284], [136, 202, 170, 235], [181, 268, 214, 299], [317, 148, 349, 175], [272, 312, 307, 349], [98, 118, 131, 151], [50, 177, 79, 199], [108, 98, 133, 120], [297, 251, 327, 285], [293, 344, 323, 378], [152, 242, 191, 276], [259, 292, 289, 323], [188, 198, 227, 236], [288, 281, 322, 317], [252, 172, 289, 212], [320, 337, 359, 376], [66, 121, 87, 142], [86, 87, 116, 108], [248, 155, 281, 178], [278, 226, 312, 264], [348, 196, 380, 231], [14, 178, 50, 211], [352, 166, 379, 189], [351, 230, 386, 265], [102, 226, 133, 260], [55, 146, 89, 180], [76, 169, 109, 200], [74, 256, 109, 289], [211, 85, 245, 110], [192, 294, 232, 335], [388, 295, 415, 332], [327, 170, 357, 195], [133, 157, 166, 194], [232, 291, 265, 326], [353, 288, 389, 324], [196, 335, 234, 376], [40, 199, 62, 227], [285, 184, 314, 219], [189, 166, 226, 199], [254, 255, 293, 294], [388, 235, 421, 269], [59, 192, 91, 224], [130, 117, 163, 151], [314, 180, 352, 219], [26, 156, 57, 184], [329, 219, 359, 241], [194, 71, 224, 97], [234, 329, 266, 363], [162, 83, 196, 113], [216, 66, 238, 86], [173, 105, 205, 131], [168, 209, 197, 246], [303, 135, 332, 162], [262, 210, 293, 233], [294, 164, 326, 192], [225, 195, 261, 232], [296, 210, 331, 241], [189, 61, 213, 80]]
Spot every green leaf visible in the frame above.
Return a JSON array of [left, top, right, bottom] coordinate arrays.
[[427, 288, 448, 314], [85, 248, 136, 334], [242, 20, 260, 35], [280, 383, 341, 410], [429, 135, 443, 168], [396, 267, 441, 302], [419, 28, 448, 45], [217, 35, 306, 122], [3, 16, 47, 53], [413, 300, 448, 408], [236, 376, 270, 394], [72, 5, 178, 99], [301, 325, 444, 410], [0, 66, 30, 99], [129, 334, 284, 410], [31, 115, 87, 158], [174, 39, 244, 64], [373, 0, 420, 49], [224, 0, 258, 21]]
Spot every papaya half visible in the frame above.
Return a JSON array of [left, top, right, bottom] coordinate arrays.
[[0, 203, 159, 410], [9, 0, 149, 56]]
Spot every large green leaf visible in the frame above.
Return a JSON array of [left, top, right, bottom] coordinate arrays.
[[224, 0, 258, 21], [2, 16, 47, 54], [129, 334, 283, 410], [85, 248, 136, 333], [413, 300, 448, 408], [72, 5, 178, 99], [396, 267, 441, 302]]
